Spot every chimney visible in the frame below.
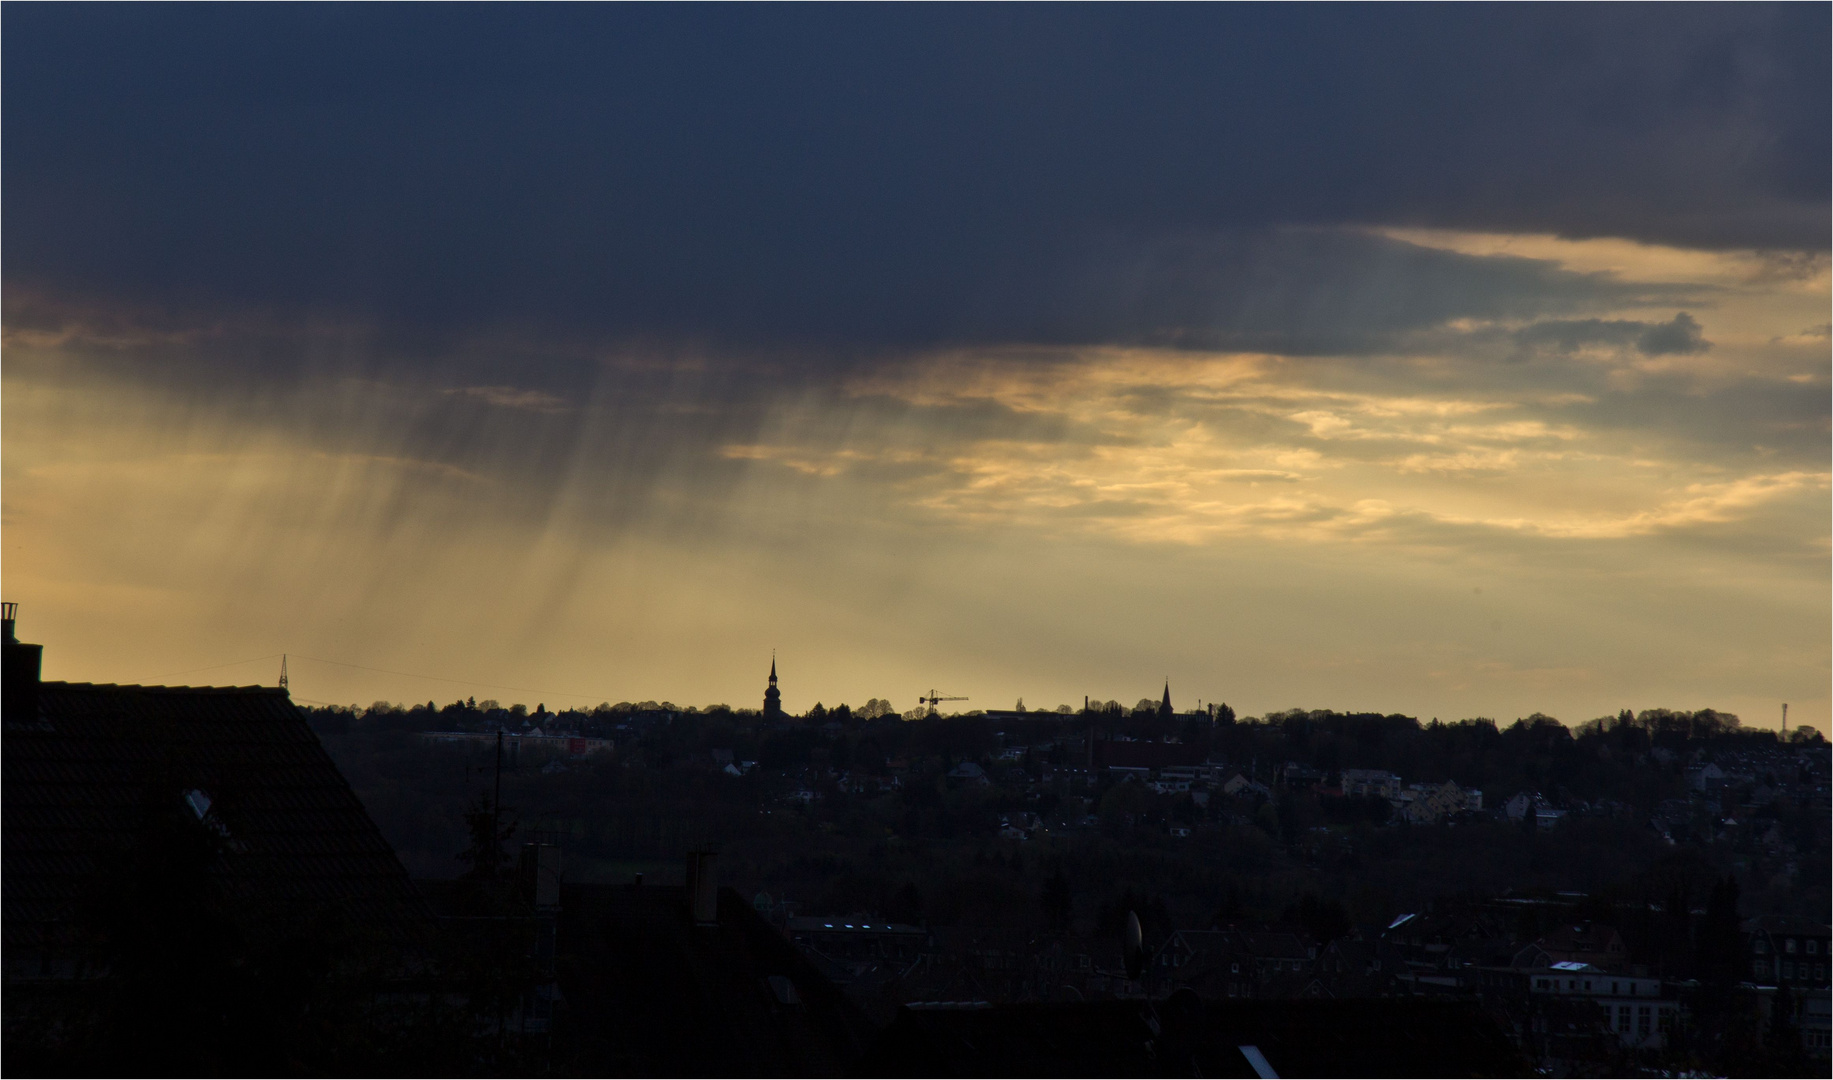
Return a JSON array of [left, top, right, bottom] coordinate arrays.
[[686, 850, 718, 926], [2, 603, 43, 725]]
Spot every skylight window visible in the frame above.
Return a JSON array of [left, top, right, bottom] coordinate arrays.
[[183, 787, 235, 843]]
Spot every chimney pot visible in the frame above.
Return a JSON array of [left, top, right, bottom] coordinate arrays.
[[2, 603, 42, 724]]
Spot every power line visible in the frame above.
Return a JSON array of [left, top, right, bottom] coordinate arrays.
[[283, 653, 608, 703], [141, 650, 613, 703], [144, 653, 284, 681]]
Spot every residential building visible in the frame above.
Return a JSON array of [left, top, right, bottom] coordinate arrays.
[[1340, 769, 1401, 800]]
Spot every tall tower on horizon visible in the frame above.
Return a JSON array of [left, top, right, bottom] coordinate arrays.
[[1158, 680, 1173, 720], [763, 656, 783, 719]]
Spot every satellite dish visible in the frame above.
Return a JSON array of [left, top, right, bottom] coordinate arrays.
[[1123, 910, 1145, 981]]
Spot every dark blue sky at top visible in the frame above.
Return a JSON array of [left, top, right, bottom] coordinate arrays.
[[5, 4, 1827, 356]]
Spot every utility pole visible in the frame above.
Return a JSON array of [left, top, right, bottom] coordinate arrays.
[[493, 729, 504, 878]]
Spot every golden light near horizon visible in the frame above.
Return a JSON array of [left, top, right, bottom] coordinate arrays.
[[3, 228, 1826, 732]]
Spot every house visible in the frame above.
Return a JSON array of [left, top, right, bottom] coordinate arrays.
[[1392, 779, 1469, 824], [1, 609, 435, 1071], [1281, 762, 1324, 789], [1743, 914, 1831, 989], [1685, 761, 1728, 791], [1156, 928, 1317, 999], [1511, 922, 1629, 970], [1520, 964, 1677, 1050], [1221, 774, 1273, 800], [946, 762, 990, 785], [556, 874, 874, 1074], [1340, 769, 1401, 800]]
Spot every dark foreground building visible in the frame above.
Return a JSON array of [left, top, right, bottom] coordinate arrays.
[[861, 994, 1525, 1077], [1, 610, 438, 1073], [553, 874, 875, 1074]]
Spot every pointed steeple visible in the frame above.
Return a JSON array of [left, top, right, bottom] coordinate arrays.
[[763, 654, 783, 718], [1158, 680, 1172, 719]]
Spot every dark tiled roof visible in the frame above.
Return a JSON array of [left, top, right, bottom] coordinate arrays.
[[554, 883, 873, 1075], [4, 681, 432, 969], [1742, 915, 1832, 937], [861, 996, 1526, 1078]]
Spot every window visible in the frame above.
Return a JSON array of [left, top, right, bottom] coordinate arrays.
[[1611, 981, 1619, 995], [1783, 962, 1795, 979], [1786, 938, 1798, 954], [1638, 1006, 1651, 1035], [1808, 939, 1819, 955]]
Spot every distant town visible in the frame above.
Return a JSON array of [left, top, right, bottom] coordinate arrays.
[[10, 626, 1828, 1076], [306, 660, 1830, 1073]]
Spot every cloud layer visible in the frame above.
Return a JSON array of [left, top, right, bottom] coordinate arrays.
[[5, 6, 1826, 358]]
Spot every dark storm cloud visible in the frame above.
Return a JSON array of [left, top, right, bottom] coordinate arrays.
[[1514, 311, 1713, 356], [1635, 313, 1711, 356], [3, 5, 1825, 359]]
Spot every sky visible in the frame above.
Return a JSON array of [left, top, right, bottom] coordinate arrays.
[[4, 6, 1828, 730]]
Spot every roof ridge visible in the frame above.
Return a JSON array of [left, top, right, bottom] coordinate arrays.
[[42, 681, 290, 695]]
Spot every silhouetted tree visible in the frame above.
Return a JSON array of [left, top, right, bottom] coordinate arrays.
[[457, 793, 516, 879]]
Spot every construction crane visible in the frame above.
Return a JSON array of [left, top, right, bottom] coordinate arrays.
[[918, 690, 968, 711]]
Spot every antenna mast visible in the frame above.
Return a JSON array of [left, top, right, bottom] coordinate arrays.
[[279, 654, 289, 691], [1782, 702, 1788, 733]]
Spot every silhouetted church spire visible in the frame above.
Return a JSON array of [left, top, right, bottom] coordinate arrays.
[[1158, 680, 1172, 720], [764, 655, 783, 719]]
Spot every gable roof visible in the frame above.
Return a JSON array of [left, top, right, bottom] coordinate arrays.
[[554, 883, 873, 1075], [4, 681, 432, 972]]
